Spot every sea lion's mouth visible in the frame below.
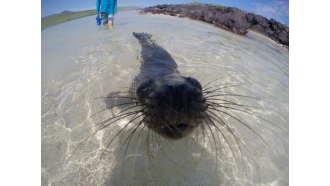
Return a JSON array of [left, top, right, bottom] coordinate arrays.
[[173, 123, 190, 131], [157, 122, 194, 139]]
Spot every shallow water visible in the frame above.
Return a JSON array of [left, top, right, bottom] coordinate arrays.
[[42, 11, 288, 186]]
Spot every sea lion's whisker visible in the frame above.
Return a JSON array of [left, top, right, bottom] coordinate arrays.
[[208, 106, 269, 148], [206, 99, 256, 111], [135, 122, 147, 144], [213, 104, 259, 118], [207, 110, 263, 182], [164, 102, 178, 114], [206, 111, 245, 159], [93, 110, 142, 130], [197, 124, 207, 153], [154, 133, 178, 166], [94, 104, 148, 127], [164, 125, 180, 139], [204, 93, 259, 100], [68, 111, 143, 162], [203, 114, 240, 171], [95, 96, 142, 101], [95, 109, 146, 132], [215, 103, 288, 141], [203, 83, 247, 92], [90, 101, 145, 118], [217, 101, 263, 110], [197, 123, 215, 163], [121, 119, 145, 156], [80, 111, 146, 146], [100, 112, 145, 159], [207, 114, 263, 162], [108, 91, 137, 94], [202, 117, 220, 168], [145, 128, 162, 179], [125, 123, 146, 180], [203, 118, 222, 167], [216, 105, 270, 131], [201, 78, 225, 90], [71, 109, 144, 143]]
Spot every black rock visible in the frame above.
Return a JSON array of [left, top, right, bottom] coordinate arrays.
[[141, 4, 289, 47]]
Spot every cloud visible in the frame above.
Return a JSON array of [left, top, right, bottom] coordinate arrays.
[[253, 0, 289, 24]]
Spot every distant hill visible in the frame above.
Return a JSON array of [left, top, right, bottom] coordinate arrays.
[[42, 6, 141, 30]]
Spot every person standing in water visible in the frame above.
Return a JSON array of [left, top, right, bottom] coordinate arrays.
[[96, 0, 117, 28]]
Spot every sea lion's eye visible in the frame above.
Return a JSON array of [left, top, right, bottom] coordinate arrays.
[[186, 77, 202, 90], [137, 80, 154, 98], [143, 87, 151, 92]]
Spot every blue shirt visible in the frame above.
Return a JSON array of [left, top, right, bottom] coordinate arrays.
[[96, 0, 117, 15]]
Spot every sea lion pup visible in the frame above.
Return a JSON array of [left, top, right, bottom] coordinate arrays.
[[101, 32, 265, 149], [132, 32, 208, 139]]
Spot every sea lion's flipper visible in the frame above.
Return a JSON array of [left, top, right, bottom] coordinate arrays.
[[133, 32, 156, 47]]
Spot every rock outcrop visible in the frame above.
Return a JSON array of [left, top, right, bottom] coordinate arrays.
[[142, 4, 289, 47]]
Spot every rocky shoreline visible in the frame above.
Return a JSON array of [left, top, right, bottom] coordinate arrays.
[[142, 4, 289, 47]]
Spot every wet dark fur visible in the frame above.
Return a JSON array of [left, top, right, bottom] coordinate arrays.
[[131, 32, 209, 139], [74, 33, 272, 183], [92, 32, 269, 159]]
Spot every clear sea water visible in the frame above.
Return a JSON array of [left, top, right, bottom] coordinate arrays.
[[42, 10, 288, 186]]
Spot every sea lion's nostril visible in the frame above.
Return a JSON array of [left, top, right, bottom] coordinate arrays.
[[175, 123, 189, 131]]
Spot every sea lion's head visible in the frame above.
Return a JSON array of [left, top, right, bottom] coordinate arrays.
[[137, 73, 207, 139]]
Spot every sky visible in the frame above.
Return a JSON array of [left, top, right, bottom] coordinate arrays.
[[41, 0, 289, 24]]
